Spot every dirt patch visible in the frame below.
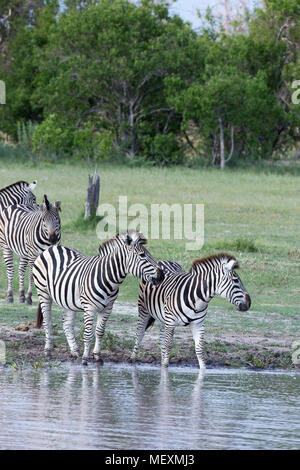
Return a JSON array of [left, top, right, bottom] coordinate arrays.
[[0, 306, 297, 370]]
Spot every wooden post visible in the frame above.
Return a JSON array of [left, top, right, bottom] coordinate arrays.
[[84, 168, 100, 220]]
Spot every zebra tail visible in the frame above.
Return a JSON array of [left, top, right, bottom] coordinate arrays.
[[145, 316, 155, 330], [36, 303, 43, 329]]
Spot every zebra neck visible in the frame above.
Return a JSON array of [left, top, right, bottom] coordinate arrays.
[[194, 271, 219, 303], [99, 249, 127, 285], [35, 213, 49, 244]]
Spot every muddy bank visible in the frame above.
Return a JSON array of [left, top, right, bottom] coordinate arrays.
[[0, 313, 296, 370]]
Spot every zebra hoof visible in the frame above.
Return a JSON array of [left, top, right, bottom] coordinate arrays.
[[82, 358, 89, 366], [70, 351, 80, 359], [93, 354, 104, 364], [25, 297, 32, 305], [128, 356, 136, 364], [19, 297, 25, 303], [6, 297, 13, 304]]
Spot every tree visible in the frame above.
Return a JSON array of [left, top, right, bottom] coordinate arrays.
[[32, 0, 199, 158], [0, 1, 59, 138], [249, 0, 300, 153], [166, 18, 296, 167]]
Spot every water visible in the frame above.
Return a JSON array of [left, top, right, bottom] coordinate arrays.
[[0, 363, 299, 450]]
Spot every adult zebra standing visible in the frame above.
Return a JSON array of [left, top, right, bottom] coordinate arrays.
[[33, 231, 163, 365], [0, 194, 61, 304], [0, 180, 37, 210], [130, 253, 251, 369]]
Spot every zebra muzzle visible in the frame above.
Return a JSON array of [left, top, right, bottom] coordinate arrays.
[[49, 233, 58, 244], [238, 293, 251, 311]]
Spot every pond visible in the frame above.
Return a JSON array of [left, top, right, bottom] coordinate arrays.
[[0, 363, 299, 450]]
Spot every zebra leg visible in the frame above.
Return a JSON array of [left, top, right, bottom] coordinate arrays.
[[3, 246, 14, 303], [130, 308, 151, 362], [63, 310, 80, 358], [82, 309, 96, 365], [40, 297, 53, 355], [190, 322, 206, 369], [25, 263, 34, 305], [160, 325, 175, 367], [93, 302, 114, 364], [18, 257, 27, 303]]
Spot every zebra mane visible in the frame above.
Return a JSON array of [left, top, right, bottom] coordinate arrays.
[[190, 253, 239, 272], [98, 230, 147, 256], [0, 180, 28, 194]]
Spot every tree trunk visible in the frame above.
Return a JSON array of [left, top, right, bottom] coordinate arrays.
[[218, 115, 234, 169], [211, 133, 218, 166], [84, 168, 100, 220], [219, 115, 225, 170]]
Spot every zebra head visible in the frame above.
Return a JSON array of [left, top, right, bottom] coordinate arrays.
[[120, 231, 162, 284], [40, 194, 61, 245], [217, 256, 251, 312]]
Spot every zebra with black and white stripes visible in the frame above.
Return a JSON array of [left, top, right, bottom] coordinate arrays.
[[0, 194, 61, 304], [130, 253, 251, 369], [33, 230, 163, 365], [0, 180, 37, 210]]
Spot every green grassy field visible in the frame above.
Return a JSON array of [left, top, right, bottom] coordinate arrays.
[[1, 161, 300, 310]]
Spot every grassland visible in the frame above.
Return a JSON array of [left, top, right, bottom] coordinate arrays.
[[0, 161, 299, 369]]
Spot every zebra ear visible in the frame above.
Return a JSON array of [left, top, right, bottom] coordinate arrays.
[[43, 194, 50, 210], [125, 234, 133, 246], [28, 180, 37, 192], [55, 201, 61, 212], [224, 259, 238, 272]]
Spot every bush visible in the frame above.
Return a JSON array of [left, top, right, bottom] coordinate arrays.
[[213, 237, 259, 253], [17, 121, 36, 150], [32, 114, 73, 157], [144, 132, 183, 166]]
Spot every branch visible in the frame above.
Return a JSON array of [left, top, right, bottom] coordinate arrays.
[[136, 107, 174, 123], [183, 129, 197, 154], [277, 23, 289, 41], [163, 109, 175, 134], [1, 8, 12, 23]]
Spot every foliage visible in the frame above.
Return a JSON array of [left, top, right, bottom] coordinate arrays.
[[17, 120, 36, 149], [32, 113, 73, 156], [212, 237, 260, 253], [0, 0, 299, 166]]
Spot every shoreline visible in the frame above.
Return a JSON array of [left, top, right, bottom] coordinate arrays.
[[0, 321, 296, 371]]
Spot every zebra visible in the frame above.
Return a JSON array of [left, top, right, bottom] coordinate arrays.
[[0, 180, 37, 210], [33, 230, 163, 365], [130, 253, 251, 369], [0, 194, 61, 304]]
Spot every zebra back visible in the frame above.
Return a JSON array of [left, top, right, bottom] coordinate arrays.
[[34, 230, 161, 329], [0, 180, 37, 210], [158, 260, 186, 274], [141, 253, 251, 328]]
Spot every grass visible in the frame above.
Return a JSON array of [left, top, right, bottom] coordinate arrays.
[[211, 237, 260, 253], [0, 160, 299, 347]]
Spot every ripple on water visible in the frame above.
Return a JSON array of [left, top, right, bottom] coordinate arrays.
[[0, 363, 299, 450]]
